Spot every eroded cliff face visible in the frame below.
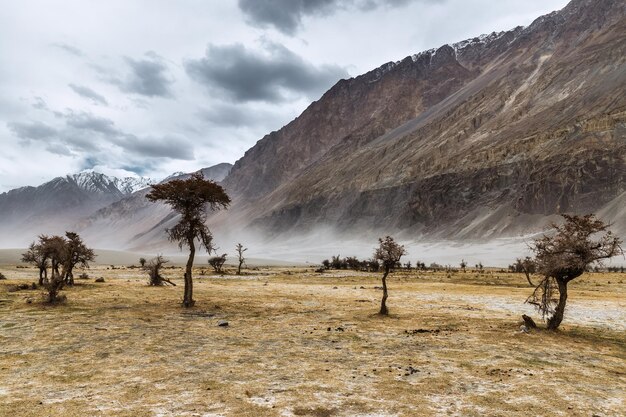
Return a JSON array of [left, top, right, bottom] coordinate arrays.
[[221, 0, 626, 239]]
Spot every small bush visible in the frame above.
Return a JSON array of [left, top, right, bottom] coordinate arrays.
[[79, 273, 89, 280], [0, 272, 6, 280]]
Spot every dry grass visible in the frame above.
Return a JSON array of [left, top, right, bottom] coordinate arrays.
[[0, 265, 625, 416]]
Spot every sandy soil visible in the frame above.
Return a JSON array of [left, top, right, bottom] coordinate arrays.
[[0, 265, 624, 416]]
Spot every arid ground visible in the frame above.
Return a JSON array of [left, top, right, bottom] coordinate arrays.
[[1, 264, 625, 416]]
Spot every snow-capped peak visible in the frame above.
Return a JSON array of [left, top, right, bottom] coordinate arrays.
[[71, 171, 154, 194]]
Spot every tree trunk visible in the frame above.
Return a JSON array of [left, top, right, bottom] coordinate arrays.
[[183, 237, 195, 308], [237, 260, 243, 275], [38, 267, 46, 285], [547, 279, 568, 330], [65, 269, 74, 286], [524, 271, 535, 287], [47, 264, 65, 303], [379, 267, 389, 315]]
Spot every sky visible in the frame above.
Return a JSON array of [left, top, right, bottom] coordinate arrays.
[[0, 0, 569, 192]]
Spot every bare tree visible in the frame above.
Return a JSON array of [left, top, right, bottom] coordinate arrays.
[[526, 214, 623, 330], [40, 235, 67, 303], [514, 257, 536, 286], [146, 172, 230, 307], [62, 232, 96, 286], [21, 238, 50, 285], [28, 233, 95, 303], [144, 255, 176, 286], [374, 236, 407, 315], [235, 243, 247, 275], [208, 254, 227, 273]]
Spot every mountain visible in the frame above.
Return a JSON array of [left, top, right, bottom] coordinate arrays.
[[75, 163, 233, 251], [220, 0, 626, 240], [0, 172, 154, 247]]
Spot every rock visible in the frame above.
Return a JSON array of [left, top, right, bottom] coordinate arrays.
[[95, 277, 105, 283], [217, 320, 229, 327]]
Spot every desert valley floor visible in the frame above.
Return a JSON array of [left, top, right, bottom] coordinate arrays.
[[1, 265, 625, 416]]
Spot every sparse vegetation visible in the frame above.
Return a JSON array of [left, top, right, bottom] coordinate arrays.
[[144, 255, 176, 286], [208, 254, 227, 274]]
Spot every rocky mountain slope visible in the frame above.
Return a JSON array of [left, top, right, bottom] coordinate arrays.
[[221, 0, 626, 240]]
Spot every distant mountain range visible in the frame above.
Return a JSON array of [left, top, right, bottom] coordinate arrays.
[[0, 164, 232, 248], [1, 0, 624, 255]]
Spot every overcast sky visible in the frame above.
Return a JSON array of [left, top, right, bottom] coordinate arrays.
[[0, 0, 569, 192]]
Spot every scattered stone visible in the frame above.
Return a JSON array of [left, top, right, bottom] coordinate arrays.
[[95, 277, 105, 283], [404, 366, 419, 376], [521, 314, 537, 329], [218, 320, 229, 327]]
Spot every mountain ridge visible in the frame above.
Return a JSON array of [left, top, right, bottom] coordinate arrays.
[[219, 0, 626, 240]]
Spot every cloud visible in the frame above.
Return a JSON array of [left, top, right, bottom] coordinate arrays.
[[238, 0, 337, 35], [7, 121, 57, 141], [111, 52, 175, 98], [7, 110, 193, 164], [32, 97, 48, 110], [185, 41, 348, 103], [118, 134, 195, 160], [64, 111, 119, 136], [238, 0, 428, 34], [50, 42, 84, 57], [198, 102, 285, 129], [68, 84, 108, 105]]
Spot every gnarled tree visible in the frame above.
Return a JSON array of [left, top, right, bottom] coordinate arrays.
[[146, 172, 230, 307], [526, 214, 622, 330], [374, 236, 406, 315]]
